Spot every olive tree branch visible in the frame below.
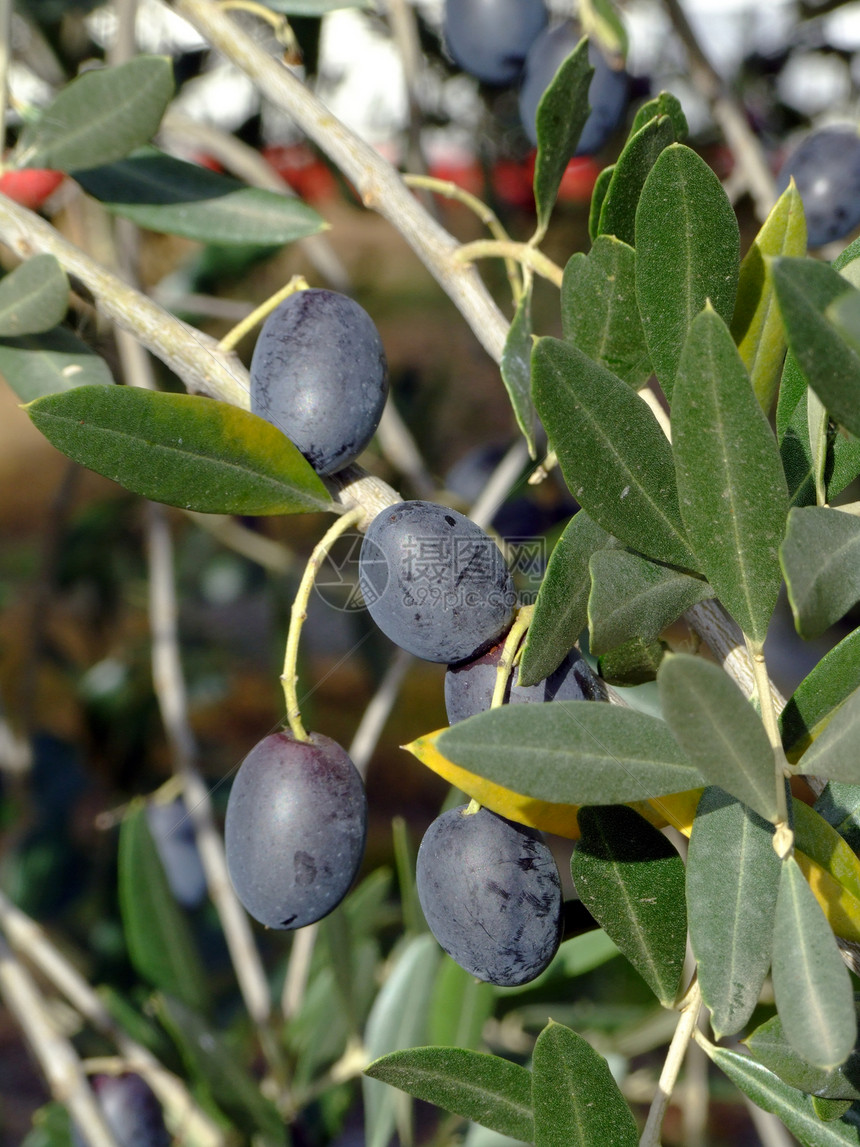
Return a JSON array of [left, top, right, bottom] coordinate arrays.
[[0, 190, 251, 407], [172, 0, 511, 365], [0, 935, 120, 1147], [0, 890, 225, 1147]]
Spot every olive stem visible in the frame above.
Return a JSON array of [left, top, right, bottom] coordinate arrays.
[[491, 605, 534, 710], [639, 980, 702, 1147], [746, 636, 793, 855], [218, 274, 309, 354], [282, 507, 365, 741], [403, 174, 523, 301], [454, 238, 564, 288]]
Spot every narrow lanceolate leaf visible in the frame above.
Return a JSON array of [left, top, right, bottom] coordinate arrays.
[[532, 337, 695, 569], [428, 959, 495, 1051], [816, 782, 860, 859], [588, 165, 614, 242], [365, 1048, 533, 1142], [629, 92, 688, 141], [26, 385, 333, 515], [587, 548, 712, 654], [0, 255, 68, 337], [571, 805, 686, 1005], [772, 855, 857, 1071], [435, 703, 703, 806], [673, 306, 789, 642], [533, 39, 593, 238], [772, 257, 860, 440], [561, 237, 651, 388], [406, 728, 705, 844], [19, 57, 174, 172], [118, 803, 209, 1015], [0, 328, 113, 401], [518, 511, 611, 687], [777, 350, 807, 444], [731, 180, 807, 412], [658, 654, 779, 822], [795, 684, 860, 786], [781, 628, 860, 762], [780, 506, 860, 639], [686, 789, 781, 1038], [706, 1046, 860, 1146], [596, 114, 676, 247], [156, 996, 285, 1146], [363, 935, 440, 1147], [74, 150, 325, 246], [635, 143, 740, 402], [781, 384, 817, 509], [501, 283, 536, 457], [532, 1021, 638, 1147], [746, 1010, 860, 1101], [793, 798, 860, 944]]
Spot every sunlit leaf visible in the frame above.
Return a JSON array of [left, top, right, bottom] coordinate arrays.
[[687, 788, 780, 1038], [731, 180, 806, 412], [781, 507, 860, 639], [26, 385, 333, 515], [772, 856, 857, 1070], [658, 654, 779, 822], [518, 511, 611, 687], [635, 143, 740, 401], [673, 305, 788, 642], [532, 337, 695, 569], [561, 237, 651, 389]]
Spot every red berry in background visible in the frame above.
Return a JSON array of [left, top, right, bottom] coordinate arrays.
[[557, 155, 602, 202], [261, 144, 338, 203], [0, 168, 64, 210]]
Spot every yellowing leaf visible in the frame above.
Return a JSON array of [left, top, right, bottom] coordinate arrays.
[[405, 730, 582, 837], [732, 180, 806, 412]]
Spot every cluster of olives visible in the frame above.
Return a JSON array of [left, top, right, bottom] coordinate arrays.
[[224, 287, 608, 988], [442, 0, 629, 154]]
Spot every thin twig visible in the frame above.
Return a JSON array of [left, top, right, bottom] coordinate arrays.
[[145, 504, 277, 1033], [348, 647, 413, 779], [173, 0, 511, 366], [281, 507, 364, 739], [454, 238, 564, 288], [0, 936, 120, 1147], [375, 401, 436, 501], [281, 922, 319, 1021], [0, 891, 225, 1146], [639, 981, 702, 1147], [469, 438, 530, 532]]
